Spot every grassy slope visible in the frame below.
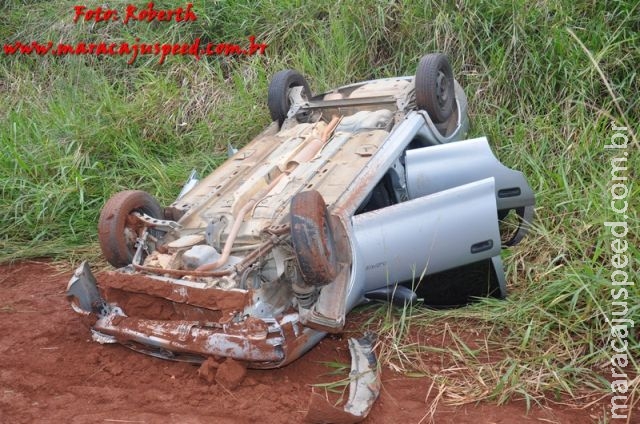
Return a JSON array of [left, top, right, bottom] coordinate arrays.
[[1, 0, 638, 414]]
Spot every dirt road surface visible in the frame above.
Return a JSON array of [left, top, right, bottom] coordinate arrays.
[[0, 261, 606, 423]]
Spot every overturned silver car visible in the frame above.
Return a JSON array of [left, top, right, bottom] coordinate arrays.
[[67, 53, 534, 419]]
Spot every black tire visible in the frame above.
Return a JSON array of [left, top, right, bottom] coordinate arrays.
[[290, 190, 337, 286], [268, 69, 311, 125], [98, 190, 163, 268], [415, 53, 455, 124]]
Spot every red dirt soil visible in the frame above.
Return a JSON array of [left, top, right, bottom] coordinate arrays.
[[0, 261, 611, 423]]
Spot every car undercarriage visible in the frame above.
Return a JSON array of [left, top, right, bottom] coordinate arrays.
[[67, 53, 535, 421]]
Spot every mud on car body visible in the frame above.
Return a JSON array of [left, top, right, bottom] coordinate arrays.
[[67, 53, 535, 421]]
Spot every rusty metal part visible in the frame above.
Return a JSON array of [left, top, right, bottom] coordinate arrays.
[[196, 167, 291, 273], [93, 314, 285, 364], [103, 288, 224, 322], [98, 190, 163, 268], [132, 233, 286, 278], [233, 237, 279, 274], [290, 190, 337, 286], [284, 115, 341, 172], [263, 223, 290, 236], [195, 199, 258, 272], [85, 297, 328, 369], [130, 211, 182, 231], [322, 115, 341, 141], [133, 263, 233, 278], [68, 262, 330, 368], [100, 271, 249, 311]]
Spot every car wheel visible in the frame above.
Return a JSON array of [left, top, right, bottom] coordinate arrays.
[[415, 53, 455, 124], [98, 190, 163, 268], [268, 69, 311, 126], [290, 190, 337, 286]]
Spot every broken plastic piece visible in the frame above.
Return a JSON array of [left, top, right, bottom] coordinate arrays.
[[306, 333, 380, 423], [66, 261, 106, 315]]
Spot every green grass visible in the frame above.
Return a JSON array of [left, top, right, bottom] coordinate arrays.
[[1, 0, 638, 416]]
